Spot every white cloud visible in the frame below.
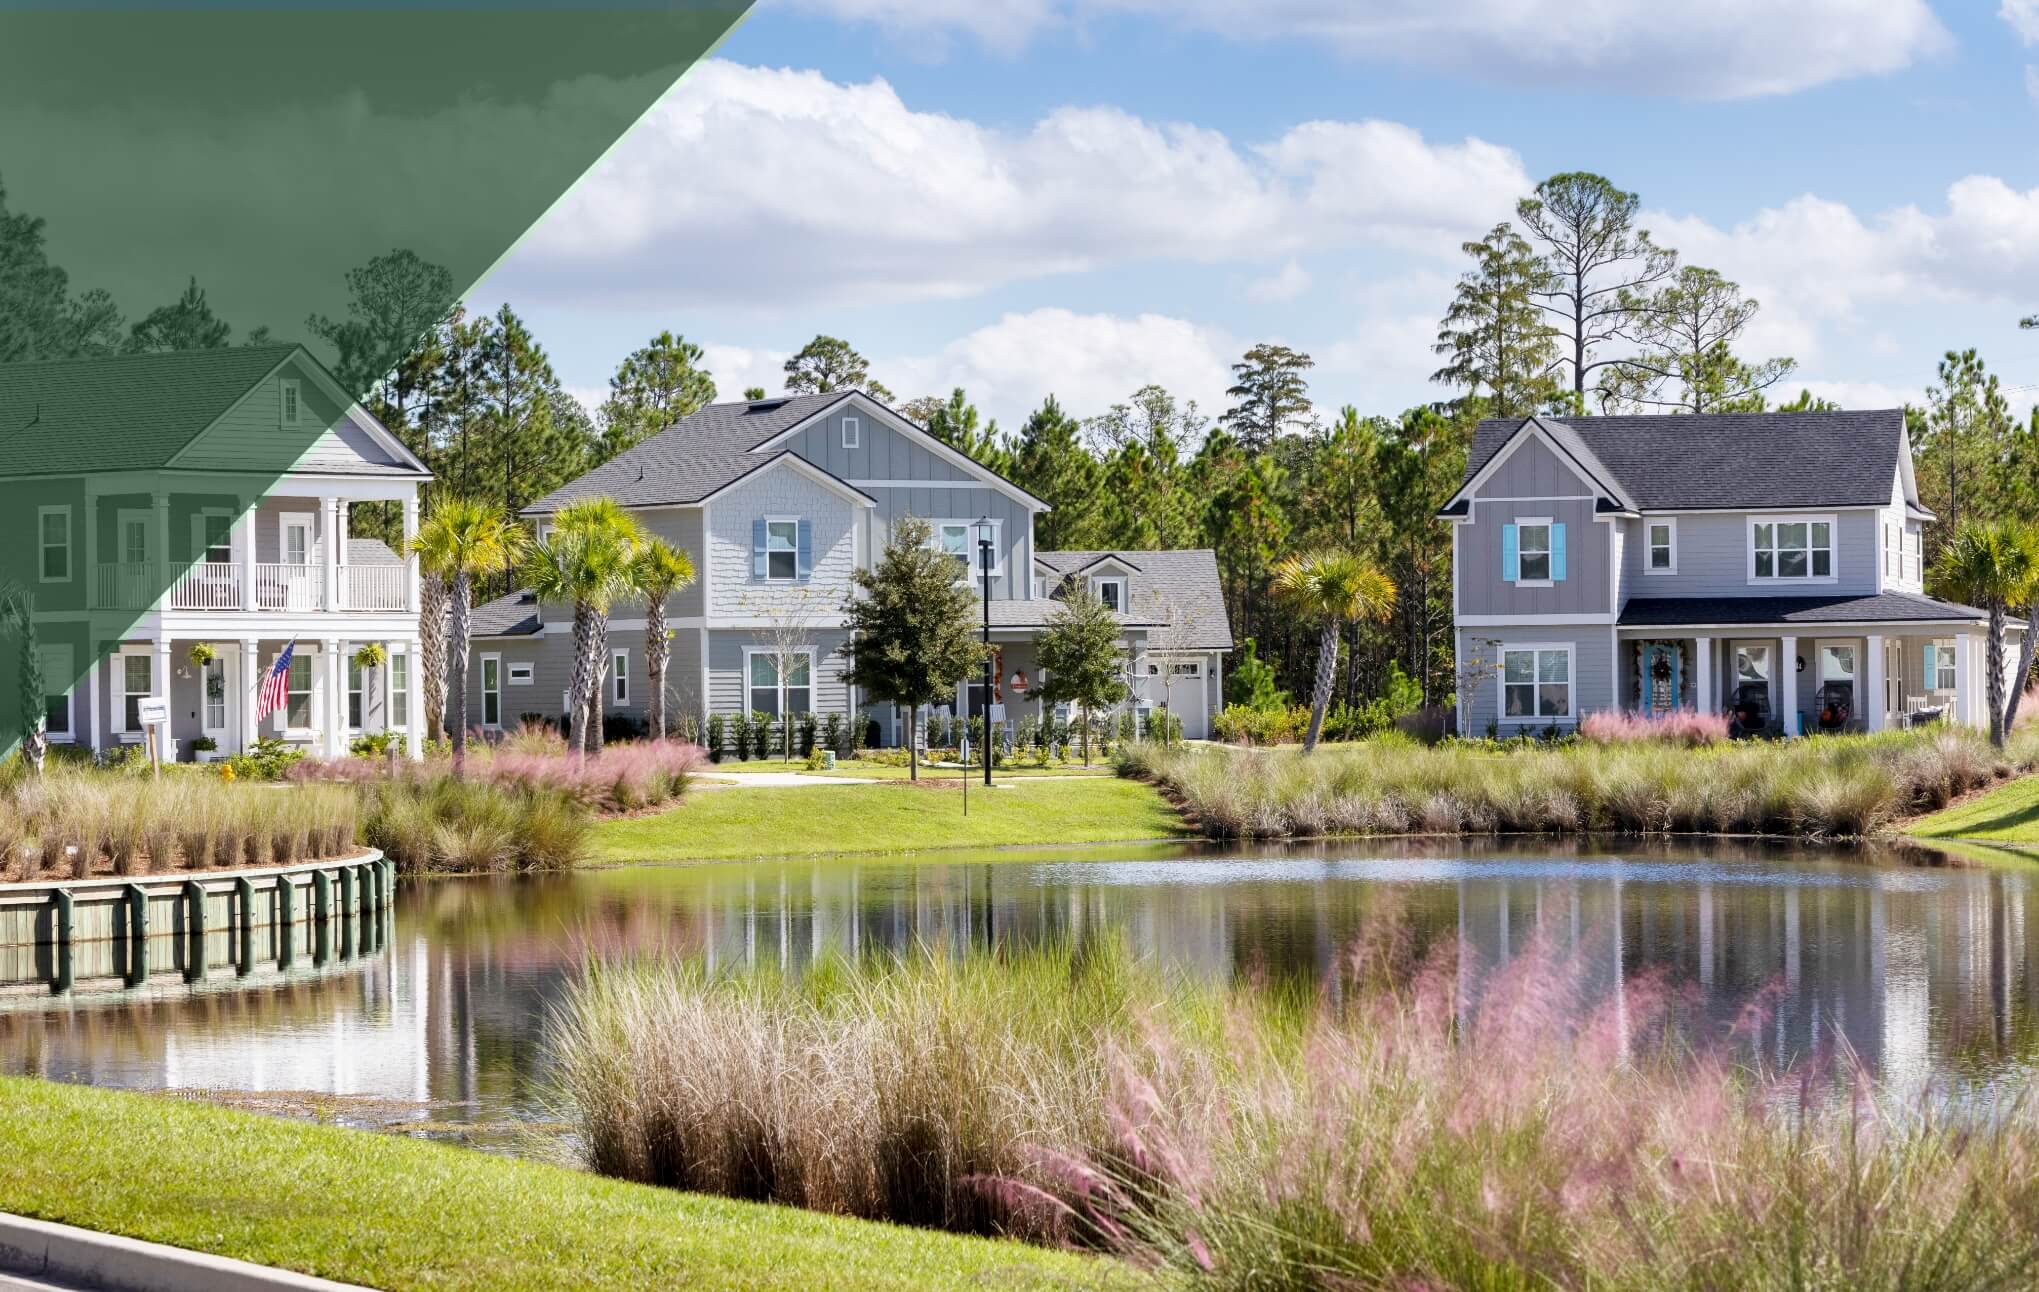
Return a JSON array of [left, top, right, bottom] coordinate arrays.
[[775, 0, 1948, 98], [501, 60, 1527, 309], [2026, 64, 2039, 104], [870, 308, 1239, 427], [1794, 379, 1925, 410], [1245, 260, 1311, 304], [2006, 0, 2039, 44], [700, 343, 791, 400]]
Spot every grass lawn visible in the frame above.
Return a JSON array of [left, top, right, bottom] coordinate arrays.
[[0, 1076, 1123, 1292], [1909, 772, 2039, 844], [703, 757, 1116, 779], [595, 777, 1190, 863]]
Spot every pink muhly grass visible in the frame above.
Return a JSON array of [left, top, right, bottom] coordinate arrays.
[[1579, 708, 1730, 747]]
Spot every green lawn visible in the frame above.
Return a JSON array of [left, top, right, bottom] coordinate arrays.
[[0, 1076, 1123, 1292], [704, 757, 1116, 779], [1910, 772, 2039, 844], [595, 777, 1190, 863]]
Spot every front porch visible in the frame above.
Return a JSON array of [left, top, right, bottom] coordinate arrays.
[[1615, 627, 2007, 736]]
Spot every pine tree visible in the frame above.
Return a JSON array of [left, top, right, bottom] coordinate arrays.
[[922, 387, 1010, 472], [1432, 224, 1561, 418], [1516, 172, 1677, 408], [1012, 395, 1101, 551], [1603, 266, 1794, 413], [125, 277, 233, 352], [784, 334, 891, 401], [1220, 344, 1315, 452], [596, 330, 716, 463]]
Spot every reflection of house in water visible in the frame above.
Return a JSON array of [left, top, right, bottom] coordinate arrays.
[[7, 846, 2039, 1133]]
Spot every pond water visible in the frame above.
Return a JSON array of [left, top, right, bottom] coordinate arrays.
[[4, 839, 2037, 1151]]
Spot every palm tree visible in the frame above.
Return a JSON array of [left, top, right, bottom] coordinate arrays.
[[1272, 550, 1397, 753], [408, 497, 527, 770], [522, 497, 647, 756], [1935, 519, 2039, 747], [631, 538, 697, 741]]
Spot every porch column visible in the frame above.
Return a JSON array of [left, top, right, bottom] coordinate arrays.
[[153, 492, 171, 605], [1865, 634, 1886, 732], [154, 638, 173, 763], [1780, 635, 1800, 736], [402, 493, 421, 614], [83, 493, 99, 609], [320, 497, 340, 611], [323, 637, 346, 757], [239, 500, 260, 611], [404, 636, 424, 760], [1693, 636, 1713, 714], [1954, 634, 1975, 727], [241, 638, 260, 751]]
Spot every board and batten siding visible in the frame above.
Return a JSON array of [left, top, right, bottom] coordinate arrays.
[[780, 406, 976, 484], [1459, 435, 1612, 618], [1617, 509, 1880, 598], [703, 464, 859, 619], [1455, 626, 1613, 735]]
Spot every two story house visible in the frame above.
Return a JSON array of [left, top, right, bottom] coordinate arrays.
[[467, 389, 1232, 741], [0, 346, 431, 762], [1442, 410, 2021, 737]]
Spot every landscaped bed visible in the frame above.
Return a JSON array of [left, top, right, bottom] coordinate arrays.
[[1121, 724, 2039, 841], [0, 1075, 1114, 1292]]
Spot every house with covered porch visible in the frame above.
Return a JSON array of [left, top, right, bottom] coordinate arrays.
[[1442, 409, 2021, 737]]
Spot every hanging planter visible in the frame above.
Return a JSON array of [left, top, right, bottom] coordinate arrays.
[[186, 642, 216, 669]]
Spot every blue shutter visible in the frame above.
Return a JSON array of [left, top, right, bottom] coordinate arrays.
[[751, 518, 768, 579], [1551, 523, 1567, 582], [1923, 643, 1937, 684], [796, 519, 813, 579], [1501, 524, 1519, 583]]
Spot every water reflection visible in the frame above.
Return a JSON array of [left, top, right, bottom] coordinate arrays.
[[4, 839, 2037, 1149]]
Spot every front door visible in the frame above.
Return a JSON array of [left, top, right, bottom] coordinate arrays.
[[1642, 641, 1682, 715], [201, 651, 235, 751]]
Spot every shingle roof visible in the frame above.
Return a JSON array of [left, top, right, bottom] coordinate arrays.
[[1618, 593, 1990, 628], [0, 345, 303, 476], [524, 391, 856, 513], [1465, 410, 1906, 511], [1034, 549, 1233, 649], [471, 588, 542, 637], [347, 538, 400, 565]]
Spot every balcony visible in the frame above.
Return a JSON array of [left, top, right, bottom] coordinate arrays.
[[94, 561, 413, 614]]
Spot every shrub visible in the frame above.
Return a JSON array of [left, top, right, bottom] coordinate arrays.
[[349, 731, 397, 757], [1212, 703, 1309, 746], [822, 712, 844, 757], [730, 713, 752, 761], [1580, 708, 1731, 747], [706, 714, 726, 763], [223, 736, 304, 782], [360, 775, 591, 874], [798, 713, 817, 758]]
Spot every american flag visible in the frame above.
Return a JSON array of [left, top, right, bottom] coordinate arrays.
[[257, 640, 295, 722]]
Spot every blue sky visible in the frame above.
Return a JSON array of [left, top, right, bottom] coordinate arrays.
[[475, 0, 2039, 430]]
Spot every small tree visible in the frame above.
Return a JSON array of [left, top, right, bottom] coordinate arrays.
[[1935, 520, 2039, 748], [1036, 590, 1127, 767], [837, 516, 981, 781], [744, 585, 824, 763], [0, 583, 45, 775], [631, 539, 697, 741], [1273, 550, 1398, 753]]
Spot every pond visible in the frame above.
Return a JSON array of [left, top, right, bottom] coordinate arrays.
[[3, 838, 2035, 1152]]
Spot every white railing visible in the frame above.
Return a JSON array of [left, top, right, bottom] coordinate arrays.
[[340, 564, 407, 611], [94, 562, 156, 611], [169, 563, 242, 610], [255, 562, 323, 611]]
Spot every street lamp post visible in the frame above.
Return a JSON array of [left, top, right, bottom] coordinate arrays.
[[976, 517, 995, 788]]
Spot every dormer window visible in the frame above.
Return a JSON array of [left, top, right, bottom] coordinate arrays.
[[1093, 577, 1125, 611], [279, 378, 302, 427]]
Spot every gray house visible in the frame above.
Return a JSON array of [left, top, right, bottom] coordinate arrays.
[[468, 390, 1232, 741], [1441, 410, 2022, 737]]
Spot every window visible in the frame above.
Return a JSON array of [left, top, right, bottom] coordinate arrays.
[[41, 646, 71, 740], [508, 662, 534, 685], [286, 653, 313, 729], [1518, 523, 1552, 581], [1093, 577, 1125, 611], [480, 655, 501, 728], [934, 521, 1002, 578], [280, 378, 302, 427], [747, 649, 814, 717], [1904, 525, 1922, 583], [38, 507, 69, 583], [765, 518, 798, 581], [1501, 646, 1571, 720], [1751, 516, 1833, 581], [121, 653, 151, 732], [1646, 519, 1676, 574], [348, 655, 364, 730], [203, 657, 226, 732], [196, 511, 232, 565], [1171, 661, 1203, 678], [389, 653, 410, 729], [841, 416, 860, 449], [1930, 639, 1958, 692], [281, 515, 312, 565], [612, 650, 629, 706], [1505, 519, 1563, 585], [119, 513, 148, 567]]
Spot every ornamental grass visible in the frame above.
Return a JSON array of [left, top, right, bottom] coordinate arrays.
[[552, 929, 2039, 1290], [1120, 725, 2039, 841]]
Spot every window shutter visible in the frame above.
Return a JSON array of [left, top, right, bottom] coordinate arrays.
[[1501, 524, 1519, 583], [1551, 523, 1567, 582], [751, 518, 768, 579], [1923, 643, 1937, 682], [797, 519, 813, 578]]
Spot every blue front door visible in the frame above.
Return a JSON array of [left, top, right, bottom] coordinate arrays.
[[1643, 641, 1682, 715]]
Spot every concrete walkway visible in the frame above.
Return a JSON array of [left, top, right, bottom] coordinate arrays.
[[0, 1212, 370, 1292]]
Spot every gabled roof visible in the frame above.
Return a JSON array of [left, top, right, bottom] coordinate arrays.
[[1034, 549, 1232, 649], [471, 588, 542, 638], [1458, 410, 1907, 512]]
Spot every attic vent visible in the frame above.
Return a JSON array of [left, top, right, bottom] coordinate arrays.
[[746, 398, 789, 412]]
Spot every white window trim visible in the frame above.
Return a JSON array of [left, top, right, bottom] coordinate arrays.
[[1497, 641, 1574, 724], [612, 649, 630, 706], [190, 507, 234, 567], [280, 377, 303, 428], [388, 649, 410, 730], [41, 644, 73, 743], [279, 512, 316, 565], [280, 644, 320, 740], [115, 508, 152, 568], [346, 654, 365, 733], [479, 652, 503, 730], [743, 646, 817, 717], [115, 645, 153, 737], [507, 662, 535, 685], [1932, 637, 1959, 694], [1747, 513, 1838, 585], [37, 505, 70, 584], [1513, 515, 1554, 589], [1091, 575, 1127, 611], [1643, 516, 1677, 576], [933, 519, 1003, 579], [763, 515, 801, 584], [841, 416, 860, 449]]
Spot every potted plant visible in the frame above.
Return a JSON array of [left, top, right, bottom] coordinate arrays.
[[186, 643, 216, 669], [190, 734, 219, 763]]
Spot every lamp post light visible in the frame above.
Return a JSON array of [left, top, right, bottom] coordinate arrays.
[[976, 517, 996, 788]]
